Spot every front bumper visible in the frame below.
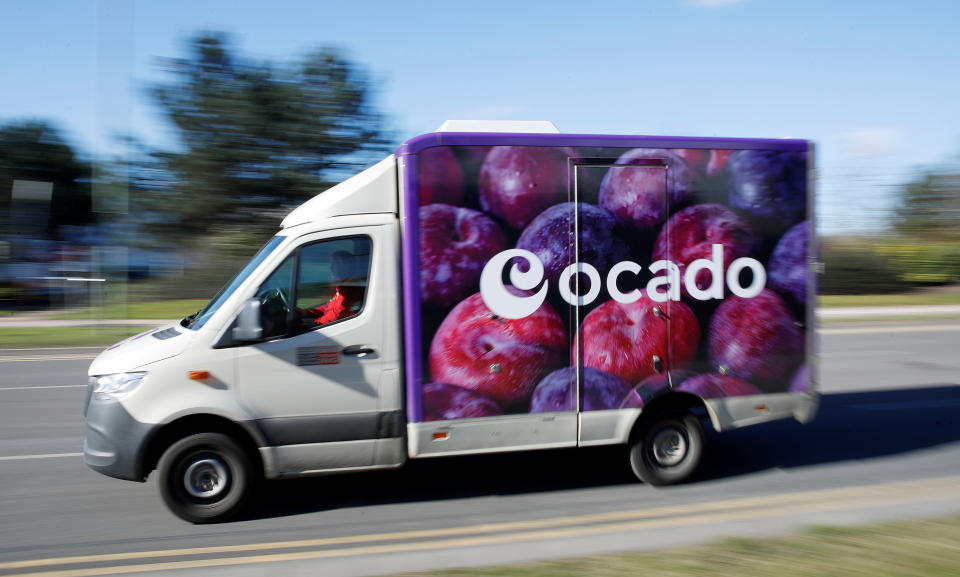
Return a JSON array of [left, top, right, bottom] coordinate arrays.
[[83, 395, 155, 482]]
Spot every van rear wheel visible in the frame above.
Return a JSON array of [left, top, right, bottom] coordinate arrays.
[[157, 432, 257, 523], [628, 412, 703, 486]]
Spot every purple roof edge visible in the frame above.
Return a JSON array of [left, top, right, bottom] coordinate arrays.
[[395, 131, 810, 156]]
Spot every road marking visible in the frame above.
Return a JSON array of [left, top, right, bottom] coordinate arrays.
[[0, 453, 82, 462], [0, 385, 86, 391], [0, 347, 104, 352], [0, 355, 98, 363], [3, 476, 959, 576], [820, 323, 960, 335]]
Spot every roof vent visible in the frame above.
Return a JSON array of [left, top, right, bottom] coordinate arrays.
[[436, 120, 560, 133]]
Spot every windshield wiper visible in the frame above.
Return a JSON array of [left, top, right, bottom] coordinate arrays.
[[183, 310, 201, 329]]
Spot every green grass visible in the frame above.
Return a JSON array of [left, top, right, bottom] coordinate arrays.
[[819, 294, 960, 307], [50, 298, 208, 320], [0, 326, 154, 348], [398, 516, 960, 577]]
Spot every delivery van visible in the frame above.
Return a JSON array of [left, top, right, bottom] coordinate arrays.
[[83, 121, 818, 523]]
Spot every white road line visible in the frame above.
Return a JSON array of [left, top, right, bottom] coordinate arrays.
[[0, 453, 83, 461], [0, 355, 98, 362], [0, 347, 105, 352], [819, 324, 960, 335], [0, 385, 87, 391]]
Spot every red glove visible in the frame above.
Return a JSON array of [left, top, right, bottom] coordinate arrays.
[[314, 289, 346, 325]]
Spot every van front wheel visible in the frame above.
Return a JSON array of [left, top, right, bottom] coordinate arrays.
[[157, 432, 257, 523], [628, 413, 703, 486]]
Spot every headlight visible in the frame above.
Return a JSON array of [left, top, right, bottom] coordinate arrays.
[[91, 372, 147, 400]]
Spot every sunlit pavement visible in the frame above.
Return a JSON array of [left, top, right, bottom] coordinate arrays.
[[818, 305, 960, 318]]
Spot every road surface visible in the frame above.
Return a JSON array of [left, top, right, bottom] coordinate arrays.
[[0, 320, 958, 576]]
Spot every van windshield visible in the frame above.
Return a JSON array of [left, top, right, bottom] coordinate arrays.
[[185, 236, 287, 330]]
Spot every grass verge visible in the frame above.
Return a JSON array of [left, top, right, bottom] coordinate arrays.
[[819, 294, 960, 307], [399, 516, 960, 577], [0, 326, 154, 348], [50, 299, 208, 321]]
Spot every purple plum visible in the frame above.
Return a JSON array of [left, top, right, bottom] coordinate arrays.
[[768, 221, 808, 306], [418, 146, 465, 206], [530, 367, 643, 412], [598, 148, 697, 231], [579, 294, 701, 384], [478, 146, 574, 230], [423, 383, 502, 421], [675, 374, 763, 398], [528, 367, 577, 412], [429, 291, 568, 410], [571, 149, 611, 205], [709, 289, 804, 391], [725, 150, 807, 231], [420, 204, 509, 309], [517, 202, 628, 291], [651, 203, 757, 299]]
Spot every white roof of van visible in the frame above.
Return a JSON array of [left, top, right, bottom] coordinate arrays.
[[281, 155, 397, 229], [435, 120, 560, 133]]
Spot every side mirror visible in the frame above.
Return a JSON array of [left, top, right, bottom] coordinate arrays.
[[232, 298, 263, 341]]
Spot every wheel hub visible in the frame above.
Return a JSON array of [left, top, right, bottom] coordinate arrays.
[[651, 427, 687, 467], [184, 457, 229, 499]]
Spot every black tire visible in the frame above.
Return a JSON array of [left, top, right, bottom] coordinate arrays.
[[157, 432, 258, 523], [628, 412, 704, 486]]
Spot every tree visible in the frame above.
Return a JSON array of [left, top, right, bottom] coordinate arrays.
[[0, 121, 93, 239], [144, 33, 391, 241], [878, 161, 960, 287], [893, 165, 960, 241]]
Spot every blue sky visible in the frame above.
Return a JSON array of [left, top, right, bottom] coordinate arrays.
[[3, 0, 959, 234]]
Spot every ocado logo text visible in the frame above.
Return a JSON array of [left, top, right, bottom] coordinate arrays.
[[479, 244, 766, 319]]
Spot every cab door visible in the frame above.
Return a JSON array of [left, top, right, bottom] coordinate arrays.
[[235, 223, 401, 474]]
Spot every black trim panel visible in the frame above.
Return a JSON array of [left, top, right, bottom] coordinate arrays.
[[257, 410, 403, 446]]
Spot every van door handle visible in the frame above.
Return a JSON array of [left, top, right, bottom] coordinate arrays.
[[343, 345, 375, 357]]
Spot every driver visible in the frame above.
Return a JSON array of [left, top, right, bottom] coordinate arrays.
[[300, 250, 366, 325]]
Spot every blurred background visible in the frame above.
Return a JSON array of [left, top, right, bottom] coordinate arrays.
[[1, 0, 958, 315]]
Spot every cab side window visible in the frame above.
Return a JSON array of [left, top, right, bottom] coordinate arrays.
[[253, 236, 372, 340], [295, 237, 371, 331]]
